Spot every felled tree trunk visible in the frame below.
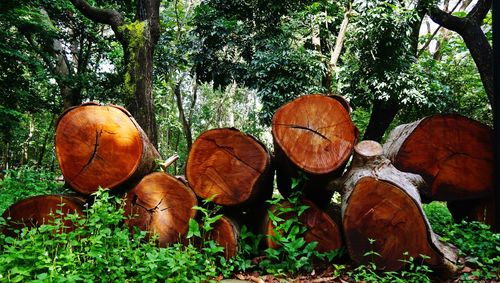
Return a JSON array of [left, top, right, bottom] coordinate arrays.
[[384, 114, 493, 201], [55, 102, 160, 195], [272, 94, 357, 208], [207, 216, 240, 259], [264, 199, 343, 254], [2, 195, 84, 236], [124, 172, 197, 247], [331, 141, 458, 274], [185, 128, 273, 206]]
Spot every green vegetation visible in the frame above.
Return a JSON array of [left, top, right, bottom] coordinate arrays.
[[0, 170, 498, 282]]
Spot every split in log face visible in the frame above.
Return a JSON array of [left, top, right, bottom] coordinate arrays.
[[343, 177, 441, 271], [273, 94, 357, 208], [272, 94, 357, 175], [186, 128, 273, 206], [265, 199, 343, 254], [55, 103, 159, 195], [208, 216, 239, 259], [124, 172, 197, 247], [384, 114, 493, 201], [2, 195, 84, 236]]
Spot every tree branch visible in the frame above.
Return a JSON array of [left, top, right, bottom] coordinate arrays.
[[69, 0, 127, 45], [467, 0, 492, 24], [428, 6, 467, 34]]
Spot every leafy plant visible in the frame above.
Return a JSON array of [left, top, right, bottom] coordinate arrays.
[[0, 188, 229, 282], [0, 166, 68, 213]]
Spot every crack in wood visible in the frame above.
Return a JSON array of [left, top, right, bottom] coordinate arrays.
[[203, 137, 263, 174], [69, 129, 103, 181], [275, 123, 330, 141]]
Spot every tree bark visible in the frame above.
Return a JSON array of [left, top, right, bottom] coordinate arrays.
[[362, 98, 400, 142], [272, 94, 357, 208], [428, 0, 493, 104], [185, 128, 274, 206], [383, 114, 493, 201], [124, 172, 197, 247], [331, 141, 458, 274], [55, 103, 160, 195]]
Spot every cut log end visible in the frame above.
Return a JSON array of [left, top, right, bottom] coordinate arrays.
[[208, 216, 240, 259], [124, 172, 197, 247], [272, 94, 357, 175], [2, 195, 84, 236], [355, 140, 383, 157], [343, 177, 443, 271], [186, 128, 273, 206], [384, 114, 493, 201], [265, 200, 343, 254], [55, 103, 159, 194]]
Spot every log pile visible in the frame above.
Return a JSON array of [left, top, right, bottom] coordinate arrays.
[[3, 95, 494, 277]]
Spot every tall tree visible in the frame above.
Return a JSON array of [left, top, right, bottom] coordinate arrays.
[[69, 0, 161, 146], [428, 0, 492, 104]]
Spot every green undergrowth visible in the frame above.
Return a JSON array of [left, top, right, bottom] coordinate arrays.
[[0, 168, 498, 282], [0, 166, 68, 214]]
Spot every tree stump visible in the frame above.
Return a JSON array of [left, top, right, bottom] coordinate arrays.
[[384, 114, 493, 201], [272, 94, 357, 208], [332, 141, 458, 274], [264, 199, 343, 254], [124, 172, 197, 247], [2, 195, 84, 236], [185, 128, 273, 206], [55, 102, 160, 195]]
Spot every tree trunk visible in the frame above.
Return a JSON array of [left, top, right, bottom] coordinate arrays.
[[185, 128, 273, 206], [124, 172, 197, 247], [55, 102, 160, 195], [264, 199, 343, 254], [362, 98, 400, 142], [272, 94, 357, 208], [2, 195, 84, 237], [428, 0, 493, 104], [383, 114, 493, 201], [331, 140, 458, 274]]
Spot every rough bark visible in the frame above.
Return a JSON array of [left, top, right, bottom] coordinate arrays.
[[264, 199, 343, 254], [383, 114, 493, 201], [124, 172, 197, 247], [428, 0, 493, 104], [55, 102, 160, 195], [272, 94, 357, 208], [331, 141, 458, 274], [2, 195, 84, 237], [186, 128, 274, 206]]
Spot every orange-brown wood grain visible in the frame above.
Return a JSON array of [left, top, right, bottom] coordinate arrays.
[[2, 195, 84, 236], [384, 114, 493, 201], [186, 128, 273, 206], [124, 172, 197, 247], [55, 103, 159, 194]]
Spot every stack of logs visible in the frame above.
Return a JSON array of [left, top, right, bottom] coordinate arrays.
[[2, 95, 494, 277]]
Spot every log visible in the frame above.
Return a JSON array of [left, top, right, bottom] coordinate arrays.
[[2, 195, 84, 236], [55, 102, 160, 195], [264, 199, 343, 254], [272, 94, 357, 208], [332, 141, 457, 274], [185, 128, 273, 206], [384, 114, 493, 201], [124, 172, 197, 247], [207, 216, 240, 259]]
